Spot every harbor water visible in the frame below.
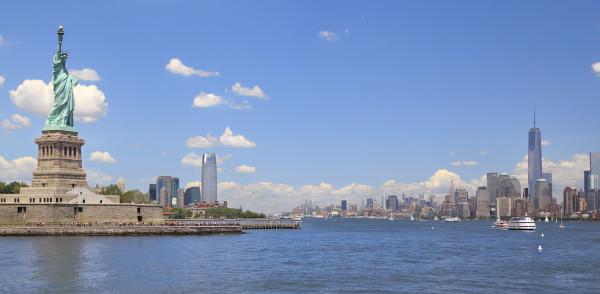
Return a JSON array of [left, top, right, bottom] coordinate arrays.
[[1, 218, 599, 293]]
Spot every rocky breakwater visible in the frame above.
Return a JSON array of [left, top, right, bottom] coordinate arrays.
[[0, 225, 242, 236]]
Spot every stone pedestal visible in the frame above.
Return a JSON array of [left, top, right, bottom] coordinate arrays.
[[30, 130, 88, 189]]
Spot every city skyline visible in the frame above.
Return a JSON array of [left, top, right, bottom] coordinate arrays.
[[1, 1, 600, 213]]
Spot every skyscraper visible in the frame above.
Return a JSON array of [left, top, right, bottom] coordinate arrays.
[[528, 109, 542, 199], [534, 179, 550, 211], [475, 186, 490, 219], [202, 153, 218, 203], [148, 183, 156, 201], [486, 172, 498, 215], [588, 152, 600, 211], [542, 172, 552, 200], [156, 176, 179, 206]]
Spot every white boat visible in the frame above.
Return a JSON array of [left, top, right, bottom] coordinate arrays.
[[445, 216, 460, 222], [434, 216, 439, 221], [292, 215, 302, 221], [559, 208, 564, 229], [493, 215, 508, 228], [410, 215, 414, 221], [508, 213, 536, 230], [389, 214, 394, 221], [544, 215, 549, 222]]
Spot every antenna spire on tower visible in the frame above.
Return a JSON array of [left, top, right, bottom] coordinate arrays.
[[533, 105, 536, 128]]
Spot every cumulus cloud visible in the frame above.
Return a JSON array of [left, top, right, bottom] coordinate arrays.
[[478, 151, 488, 155], [186, 181, 201, 189], [85, 168, 113, 186], [0, 75, 5, 88], [0, 156, 36, 182], [193, 92, 223, 108], [318, 31, 339, 41], [181, 152, 203, 167], [541, 141, 552, 146], [89, 151, 116, 163], [165, 58, 219, 77], [229, 100, 253, 110], [216, 154, 232, 165], [592, 62, 600, 76], [231, 82, 266, 99], [235, 164, 256, 173], [9, 79, 108, 123], [450, 161, 479, 166], [1, 114, 31, 130], [512, 153, 589, 195], [219, 126, 256, 147], [185, 134, 219, 148], [69, 68, 100, 81]]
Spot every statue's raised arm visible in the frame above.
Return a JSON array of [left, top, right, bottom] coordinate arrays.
[[44, 26, 77, 132]]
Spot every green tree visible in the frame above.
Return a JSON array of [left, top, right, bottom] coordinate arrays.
[[120, 189, 150, 204], [99, 184, 122, 196], [0, 181, 28, 194], [171, 207, 193, 219]]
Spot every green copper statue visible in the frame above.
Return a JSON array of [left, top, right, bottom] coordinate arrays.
[[43, 26, 77, 132]]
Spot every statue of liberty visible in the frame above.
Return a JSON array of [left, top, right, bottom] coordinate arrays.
[[43, 26, 77, 132]]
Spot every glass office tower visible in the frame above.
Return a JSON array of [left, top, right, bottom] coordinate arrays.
[[528, 114, 542, 200], [202, 153, 218, 203]]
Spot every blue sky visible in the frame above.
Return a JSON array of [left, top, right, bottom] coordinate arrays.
[[1, 1, 600, 213]]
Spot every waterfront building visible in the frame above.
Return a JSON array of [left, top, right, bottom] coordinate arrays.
[[528, 110, 542, 199], [202, 153, 218, 203], [341, 200, 347, 211], [177, 189, 184, 208], [534, 179, 550, 211], [455, 189, 468, 203], [184, 187, 201, 205], [387, 195, 399, 211], [487, 172, 499, 215], [449, 181, 456, 203], [156, 176, 179, 206], [563, 187, 576, 215], [475, 187, 490, 219], [542, 172, 553, 200], [366, 198, 374, 209], [497, 197, 512, 217], [149, 184, 156, 201]]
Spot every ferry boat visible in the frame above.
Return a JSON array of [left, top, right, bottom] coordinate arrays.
[[445, 216, 460, 222], [507, 213, 536, 230], [292, 215, 302, 221]]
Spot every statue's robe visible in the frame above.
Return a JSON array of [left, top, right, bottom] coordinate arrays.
[[44, 52, 77, 129]]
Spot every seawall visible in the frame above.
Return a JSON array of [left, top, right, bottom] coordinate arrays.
[[0, 225, 242, 236]]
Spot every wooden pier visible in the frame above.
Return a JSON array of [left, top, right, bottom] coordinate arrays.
[[239, 220, 301, 229]]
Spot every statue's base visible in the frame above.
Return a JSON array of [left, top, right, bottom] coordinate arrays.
[[42, 125, 77, 132]]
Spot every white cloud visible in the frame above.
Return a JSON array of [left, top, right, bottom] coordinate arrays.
[[216, 154, 232, 165], [345, 28, 350, 35], [165, 58, 219, 77], [181, 152, 203, 167], [9, 79, 108, 123], [318, 31, 339, 41], [478, 151, 488, 155], [229, 100, 253, 110], [0, 75, 5, 88], [219, 126, 257, 147], [235, 164, 256, 173], [0, 156, 36, 182], [450, 151, 455, 156], [69, 68, 100, 81], [592, 62, 600, 76], [1, 114, 31, 130], [186, 181, 201, 189], [541, 141, 552, 146], [512, 153, 590, 194], [185, 134, 219, 148], [85, 168, 113, 186], [161, 152, 167, 156], [450, 161, 479, 166], [193, 92, 223, 108], [89, 151, 116, 163], [231, 82, 266, 99]]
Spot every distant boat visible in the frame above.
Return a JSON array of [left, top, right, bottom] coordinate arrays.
[[410, 215, 414, 221], [559, 208, 564, 229], [544, 215, 549, 222], [508, 213, 536, 230], [292, 215, 302, 221], [445, 217, 460, 222], [389, 214, 394, 221], [494, 215, 508, 228], [434, 216, 439, 221]]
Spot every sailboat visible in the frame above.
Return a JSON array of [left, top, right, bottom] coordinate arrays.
[[410, 215, 414, 221], [389, 214, 394, 221], [544, 215, 549, 222], [434, 215, 439, 221], [559, 208, 564, 229]]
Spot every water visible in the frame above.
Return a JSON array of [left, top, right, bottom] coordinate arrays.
[[1, 218, 599, 293]]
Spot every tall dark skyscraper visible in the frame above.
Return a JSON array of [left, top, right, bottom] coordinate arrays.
[[528, 108, 542, 199]]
